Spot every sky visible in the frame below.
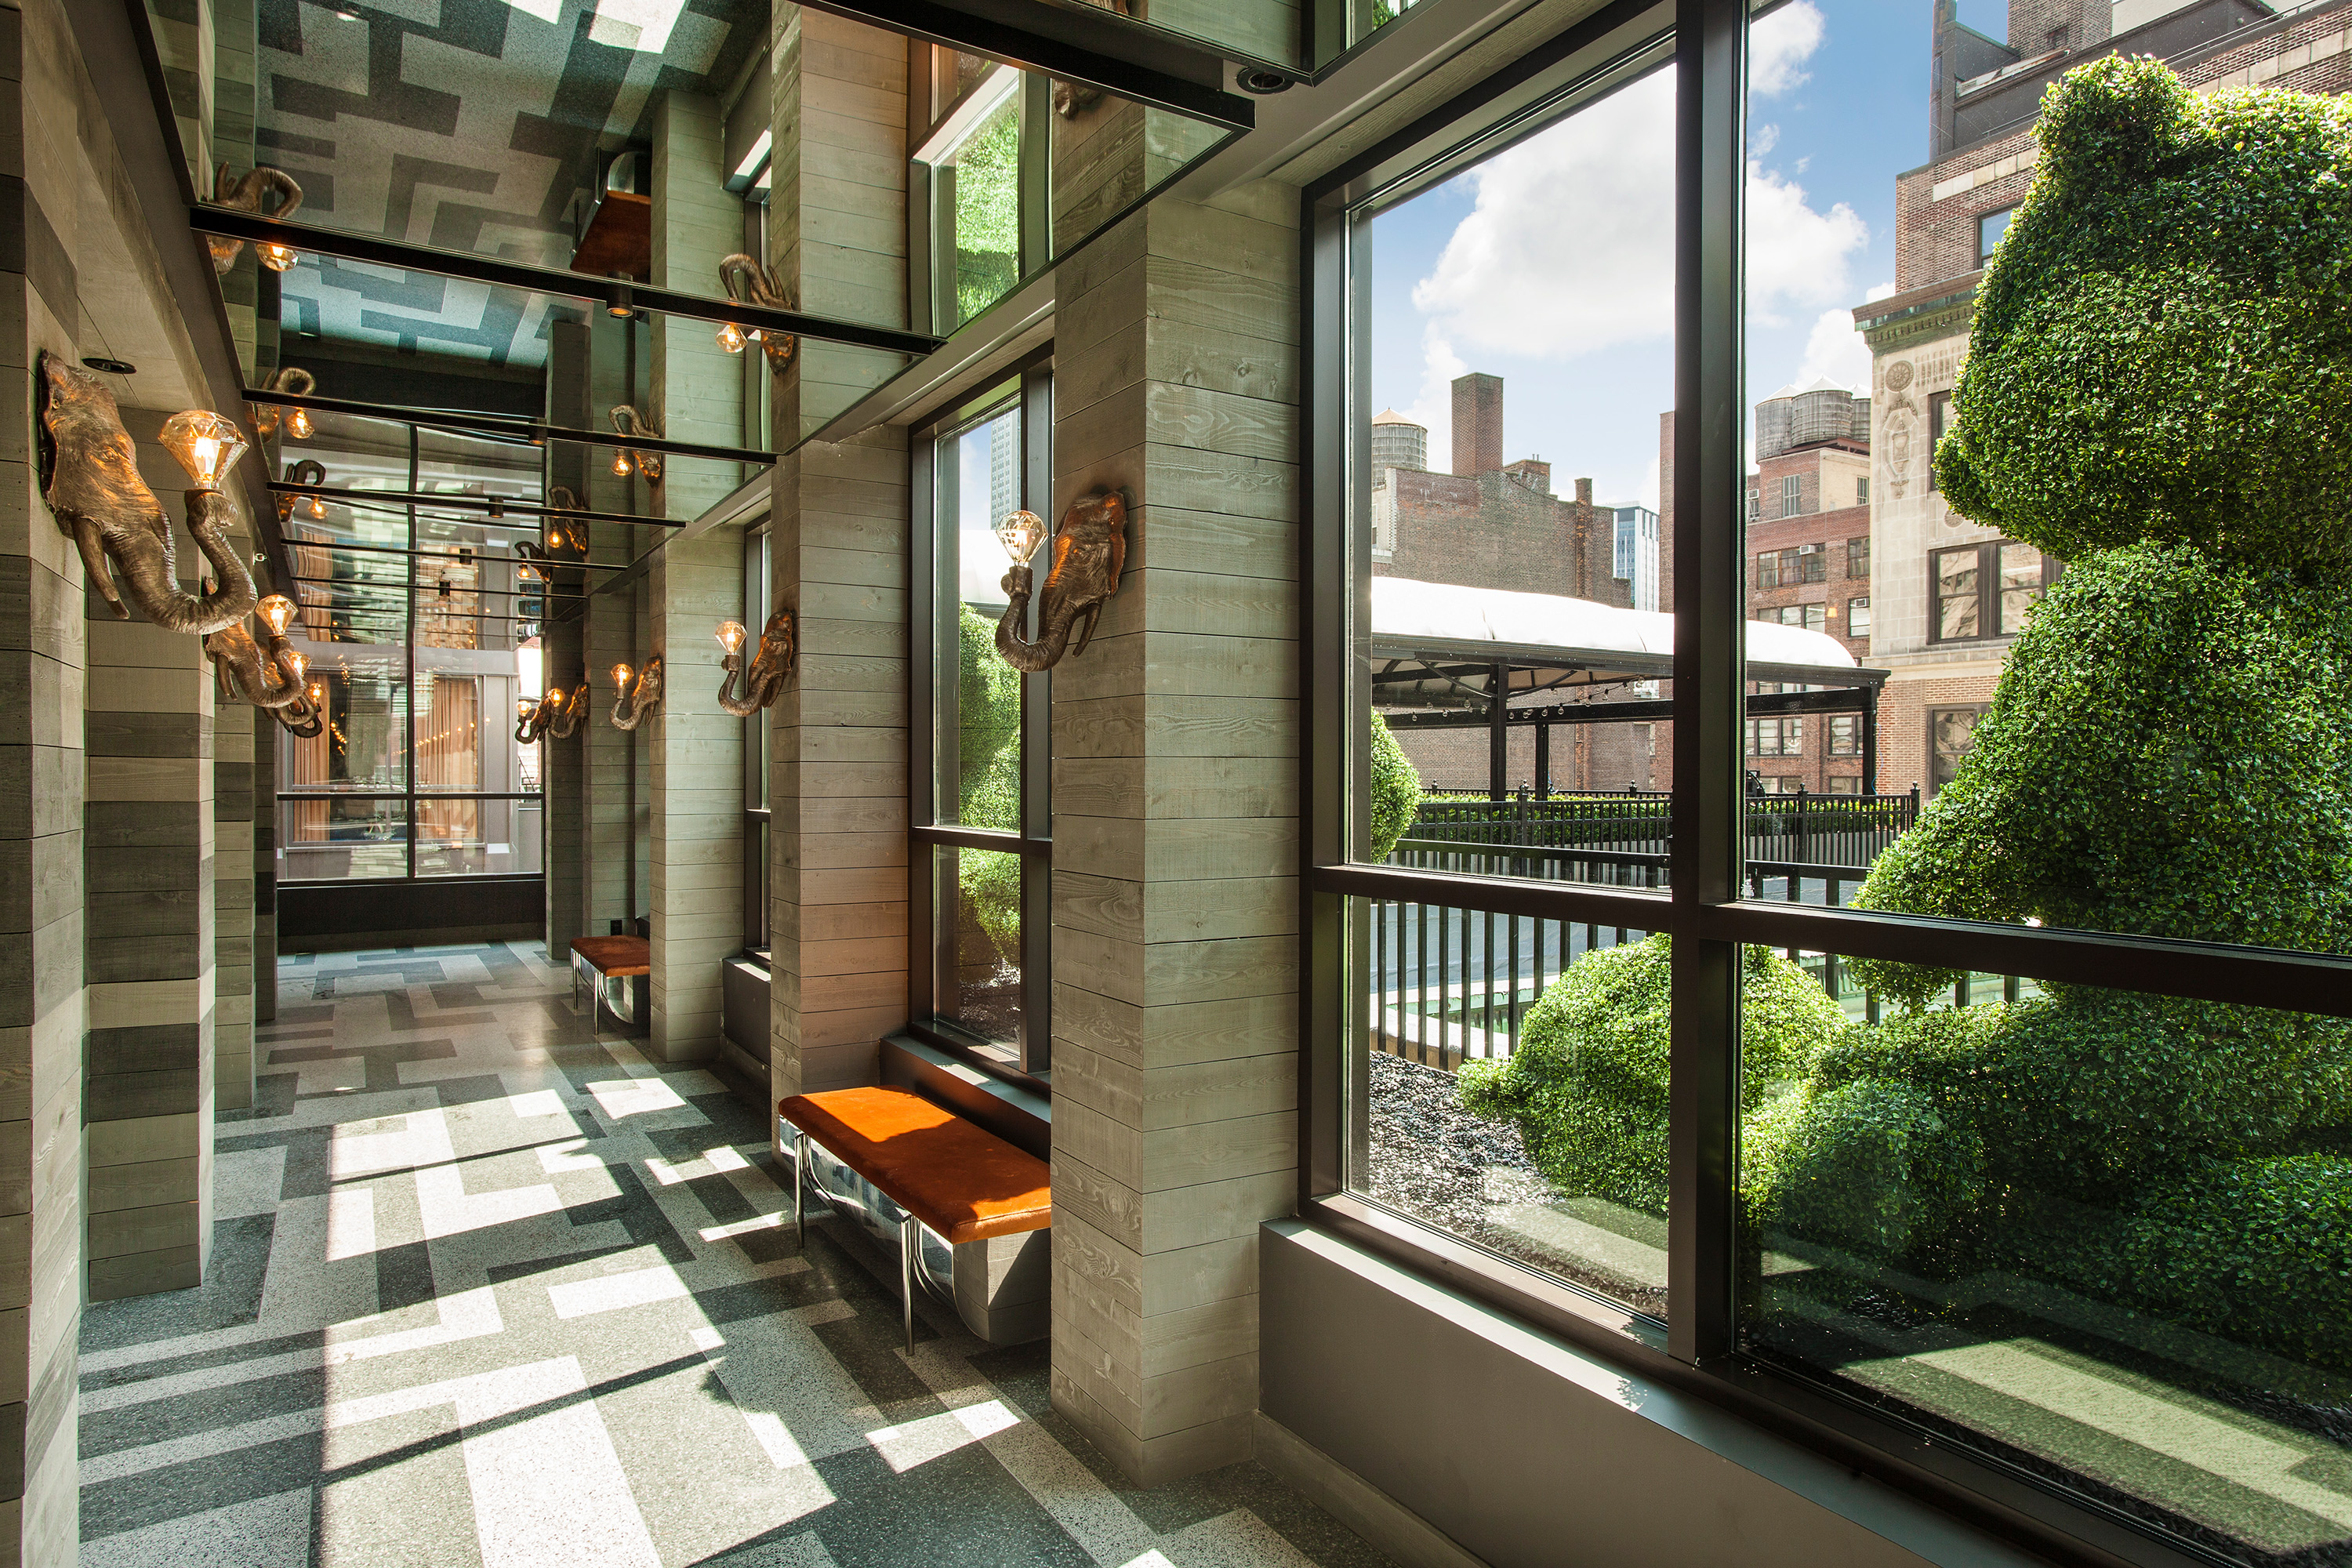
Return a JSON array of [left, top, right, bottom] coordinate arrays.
[[1366, 1, 1975, 510]]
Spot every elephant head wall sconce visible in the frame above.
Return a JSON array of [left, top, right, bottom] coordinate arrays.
[[249, 367, 316, 441], [515, 684, 587, 743], [281, 459, 329, 523], [714, 609, 795, 716], [607, 408, 665, 488], [715, 255, 798, 371], [205, 593, 321, 737], [993, 490, 1128, 673], [206, 165, 304, 274], [36, 354, 258, 636], [609, 658, 663, 731]]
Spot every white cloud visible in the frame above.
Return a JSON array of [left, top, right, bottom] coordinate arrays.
[[1394, 325, 1468, 471], [1406, 66, 1867, 358], [1750, 2, 1825, 97]]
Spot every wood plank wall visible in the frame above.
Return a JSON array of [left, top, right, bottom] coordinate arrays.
[[765, 5, 914, 1109], [1047, 187, 1304, 1484]]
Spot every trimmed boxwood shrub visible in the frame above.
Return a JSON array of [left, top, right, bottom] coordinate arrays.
[[2119, 1156, 2352, 1376], [1369, 710, 1421, 862], [1460, 936, 1848, 1212], [1939, 56, 2352, 569], [958, 604, 1023, 963]]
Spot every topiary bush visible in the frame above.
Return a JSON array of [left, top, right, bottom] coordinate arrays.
[[1460, 936, 1848, 1212], [1368, 710, 1421, 862], [2117, 1156, 2352, 1376], [956, 604, 1023, 963], [1937, 55, 2352, 569]]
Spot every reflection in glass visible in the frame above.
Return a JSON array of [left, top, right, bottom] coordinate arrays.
[[279, 795, 411, 882], [418, 797, 542, 877], [1743, 971, 2351, 1563], [936, 845, 1022, 1048], [936, 403, 1023, 829], [1933, 546, 1979, 639], [935, 72, 1022, 327]]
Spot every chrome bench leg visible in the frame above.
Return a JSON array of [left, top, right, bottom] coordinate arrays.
[[899, 1214, 917, 1354], [793, 1131, 808, 1250]]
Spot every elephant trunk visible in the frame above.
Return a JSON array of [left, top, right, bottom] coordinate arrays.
[[143, 491, 257, 636], [994, 564, 1092, 674], [716, 654, 762, 719]]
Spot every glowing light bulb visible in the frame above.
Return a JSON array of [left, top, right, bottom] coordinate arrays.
[[284, 650, 307, 682], [259, 244, 298, 272], [715, 620, 746, 656], [612, 662, 633, 691], [516, 697, 535, 722], [286, 408, 312, 440], [256, 594, 295, 637], [611, 451, 633, 478], [716, 322, 746, 354], [995, 509, 1048, 565], [307, 495, 327, 520], [158, 410, 249, 491], [307, 681, 325, 707]]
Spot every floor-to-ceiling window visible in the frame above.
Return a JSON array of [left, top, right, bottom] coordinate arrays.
[[743, 522, 771, 957], [1304, 4, 2352, 1565], [909, 361, 1053, 1081], [275, 413, 548, 883]]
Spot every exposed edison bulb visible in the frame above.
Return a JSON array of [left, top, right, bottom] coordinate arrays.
[[716, 321, 746, 354], [516, 696, 535, 723], [283, 650, 307, 682], [158, 410, 249, 491], [307, 681, 325, 708], [611, 451, 633, 478], [256, 594, 295, 637], [714, 619, 747, 656], [285, 407, 312, 440], [995, 509, 1048, 565], [307, 495, 327, 520], [611, 662, 633, 691], [259, 244, 298, 272]]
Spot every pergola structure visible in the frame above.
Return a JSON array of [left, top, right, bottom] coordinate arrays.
[[1367, 576, 1889, 797]]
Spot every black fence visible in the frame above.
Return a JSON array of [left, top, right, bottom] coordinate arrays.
[[1409, 788, 1919, 869], [1370, 818, 2028, 1069]]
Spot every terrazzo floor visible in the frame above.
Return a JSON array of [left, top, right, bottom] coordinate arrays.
[[77, 942, 1394, 1568]]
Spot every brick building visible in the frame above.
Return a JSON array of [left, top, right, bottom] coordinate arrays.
[[1860, 0, 2352, 797], [1369, 374, 1655, 793], [1744, 379, 1875, 794]]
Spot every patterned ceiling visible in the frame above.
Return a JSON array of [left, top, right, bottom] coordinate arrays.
[[257, 0, 764, 368]]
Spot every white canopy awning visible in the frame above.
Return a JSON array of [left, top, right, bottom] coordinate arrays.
[[1368, 575, 1880, 707]]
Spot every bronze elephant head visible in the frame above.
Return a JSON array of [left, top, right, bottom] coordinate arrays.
[[204, 618, 321, 737], [610, 656, 662, 731], [717, 608, 796, 717], [516, 684, 587, 744], [717, 254, 798, 371], [996, 490, 1128, 673], [38, 354, 257, 636]]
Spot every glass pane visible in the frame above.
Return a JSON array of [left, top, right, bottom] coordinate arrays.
[[1996, 541, 2042, 633], [417, 798, 538, 878], [936, 401, 1024, 829], [1348, 895, 1666, 1317], [1928, 707, 1978, 797], [934, 844, 1024, 1051], [1934, 550, 1980, 639], [1354, 55, 1677, 884], [934, 72, 1022, 328], [278, 797, 408, 883], [1743, 964, 2345, 1566], [278, 653, 407, 793]]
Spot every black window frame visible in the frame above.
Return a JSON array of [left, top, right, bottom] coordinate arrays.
[[1928, 537, 2051, 644], [907, 355, 1055, 1087], [743, 521, 771, 960], [1298, 7, 2352, 1568]]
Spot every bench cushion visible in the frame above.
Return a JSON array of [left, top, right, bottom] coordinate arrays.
[[779, 1086, 1051, 1246], [569, 936, 650, 978]]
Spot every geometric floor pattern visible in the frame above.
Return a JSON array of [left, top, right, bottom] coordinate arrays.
[[80, 943, 1394, 1568]]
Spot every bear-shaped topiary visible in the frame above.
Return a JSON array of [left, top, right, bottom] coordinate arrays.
[[1777, 57, 2352, 1373]]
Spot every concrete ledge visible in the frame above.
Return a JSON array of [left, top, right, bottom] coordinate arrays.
[[1260, 1219, 2040, 1568], [1253, 1412, 1492, 1568]]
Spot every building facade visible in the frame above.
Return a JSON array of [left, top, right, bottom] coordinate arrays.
[[1864, 0, 2352, 796]]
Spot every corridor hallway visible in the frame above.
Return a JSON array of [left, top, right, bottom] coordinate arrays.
[[72, 946, 1389, 1568]]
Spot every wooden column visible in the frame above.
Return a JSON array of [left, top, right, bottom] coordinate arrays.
[[1048, 187, 1302, 1483], [765, 5, 913, 1108]]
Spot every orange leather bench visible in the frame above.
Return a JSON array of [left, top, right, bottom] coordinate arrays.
[[779, 1086, 1051, 1348], [568, 936, 651, 1035]]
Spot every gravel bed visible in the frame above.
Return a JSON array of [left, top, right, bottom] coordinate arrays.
[[1365, 1051, 1668, 1313]]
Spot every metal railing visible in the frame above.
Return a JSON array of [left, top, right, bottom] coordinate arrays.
[[1367, 831, 2031, 1068], [1408, 788, 1919, 869]]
